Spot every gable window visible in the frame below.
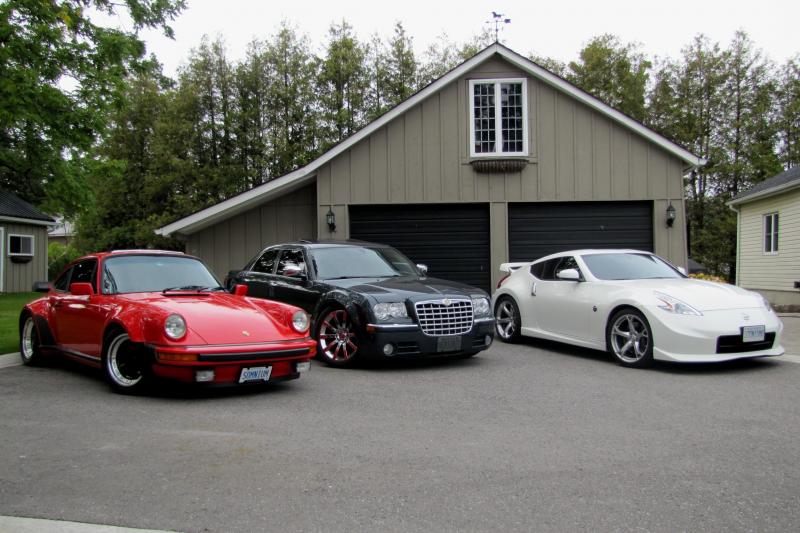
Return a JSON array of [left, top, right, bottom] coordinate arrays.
[[469, 78, 528, 157], [9, 234, 34, 256], [764, 213, 779, 253]]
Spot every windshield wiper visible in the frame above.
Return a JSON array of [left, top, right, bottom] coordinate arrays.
[[198, 286, 226, 292], [162, 285, 210, 293]]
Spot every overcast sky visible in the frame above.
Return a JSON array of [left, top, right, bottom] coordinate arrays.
[[133, 0, 799, 76]]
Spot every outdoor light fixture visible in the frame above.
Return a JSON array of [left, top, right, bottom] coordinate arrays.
[[666, 203, 676, 228], [326, 207, 336, 232]]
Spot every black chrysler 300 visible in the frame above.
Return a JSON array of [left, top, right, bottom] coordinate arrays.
[[225, 241, 495, 366]]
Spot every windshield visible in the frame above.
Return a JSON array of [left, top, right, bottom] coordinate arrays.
[[102, 255, 221, 294], [581, 253, 684, 280], [311, 246, 419, 279]]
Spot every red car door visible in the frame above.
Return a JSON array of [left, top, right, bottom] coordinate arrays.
[[51, 258, 109, 358]]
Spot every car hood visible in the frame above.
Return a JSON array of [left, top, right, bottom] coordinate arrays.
[[608, 278, 764, 312], [120, 293, 297, 344], [324, 276, 486, 302]]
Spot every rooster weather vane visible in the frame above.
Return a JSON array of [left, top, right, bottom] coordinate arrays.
[[487, 11, 511, 42]]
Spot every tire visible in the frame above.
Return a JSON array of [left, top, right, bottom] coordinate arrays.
[[494, 297, 522, 343], [316, 307, 361, 367], [19, 315, 44, 366], [102, 331, 150, 394], [606, 308, 654, 368]]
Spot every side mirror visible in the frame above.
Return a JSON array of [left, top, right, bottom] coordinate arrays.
[[677, 266, 687, 275], [556, 268, 581, 281], [234, 284, 248, 296], [416, 264, 428, 276], [282, 263, 305, 278], [69, 282, 95, 296], [33, 281, 53, 293]]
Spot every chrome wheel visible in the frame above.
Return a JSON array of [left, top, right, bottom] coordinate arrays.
[[610, 313, 651, 364], [494, 298, 521, 342], [318, 309, 358, 363], [105, 333, 144, 388], [20, 317, 37, 364]]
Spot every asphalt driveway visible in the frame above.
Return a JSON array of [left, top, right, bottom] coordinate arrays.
[[1, 320, 799, 532]]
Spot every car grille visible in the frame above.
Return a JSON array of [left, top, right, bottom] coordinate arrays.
[[415, 299, 474, 336], [716, 332, 776, 354]]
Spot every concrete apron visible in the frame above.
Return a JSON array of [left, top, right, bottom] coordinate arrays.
[[0, 516, 177, 533]]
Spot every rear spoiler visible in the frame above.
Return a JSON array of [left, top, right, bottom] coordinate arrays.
[[499, 262, 529, 273]]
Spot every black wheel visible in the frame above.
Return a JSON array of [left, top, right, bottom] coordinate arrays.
[[316, 308, 360, 367], [19, 315, 44, 366], [494, 297, 522, 343], [606, 308, 654, 368], [102, 331, 150, 393]]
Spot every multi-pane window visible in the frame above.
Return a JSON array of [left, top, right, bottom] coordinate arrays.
[[9, 234, 34, 256], [470, 79, 527, 157], [764, 213, 779, 253]]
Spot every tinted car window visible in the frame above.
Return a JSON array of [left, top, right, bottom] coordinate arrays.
[[252, 249, 279, 274], [553, 256, 580, 280], [103, 255, 220, 294], [530, 261, 545, 279], [70, 259, 98, 291], [276, 249, 306, 277], [536, 257, 580, 281], [53, 268, 72, 292], [310, 246, 414, 279], [581, 253, 683, 280]]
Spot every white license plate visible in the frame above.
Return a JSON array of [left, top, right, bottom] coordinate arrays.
[[742, 325, 765, 343], [239, 366, 272, 383], [437, 336, 462, 353]]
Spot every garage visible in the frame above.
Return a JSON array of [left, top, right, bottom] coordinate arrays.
[[349, 204, 491, 292], [508, 201, 654, 262]]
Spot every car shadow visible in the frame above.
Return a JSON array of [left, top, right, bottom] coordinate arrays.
[[514, 336, 782, 375], [345, 354, 485, 373]]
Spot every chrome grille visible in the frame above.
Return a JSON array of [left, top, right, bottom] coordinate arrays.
[[415, 299, 474, 336]]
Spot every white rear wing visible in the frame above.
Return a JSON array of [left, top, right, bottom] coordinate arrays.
[[499, 262, 529, 273]]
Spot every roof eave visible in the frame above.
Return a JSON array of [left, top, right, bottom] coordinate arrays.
[[727, 180, 800, 208], [0, 215, 55, 227]]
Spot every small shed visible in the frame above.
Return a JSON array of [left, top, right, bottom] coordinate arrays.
[[729, 167, 800, 308], [0, 190, 53, 293]]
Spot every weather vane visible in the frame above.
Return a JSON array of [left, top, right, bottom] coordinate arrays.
[[486, 11, 511, 42]]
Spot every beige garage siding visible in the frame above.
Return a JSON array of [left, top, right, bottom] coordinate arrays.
[[737, 188, 800, 300], [1, 223, 49, 292], [185, 185, 317, 279]]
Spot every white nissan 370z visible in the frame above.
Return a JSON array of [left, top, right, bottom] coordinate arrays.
[[491, 249, 784, 367]]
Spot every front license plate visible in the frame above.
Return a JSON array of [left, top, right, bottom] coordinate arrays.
[[239, 366, 272, 383], [437, 336, 462, 353], [742, 325, 765, 343]]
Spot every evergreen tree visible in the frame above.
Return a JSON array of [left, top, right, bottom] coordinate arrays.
[[382, 22, 417, 107], [776, 55, 800, 168]]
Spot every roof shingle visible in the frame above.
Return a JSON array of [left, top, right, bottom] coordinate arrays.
[[731, 166, 800, 203], [0, 190, 55, 223]]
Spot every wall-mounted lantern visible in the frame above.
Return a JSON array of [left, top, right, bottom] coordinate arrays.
[[666, 202, 676, 228], [326, 207, 336, 232]]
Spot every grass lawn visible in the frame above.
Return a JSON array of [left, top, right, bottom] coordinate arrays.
[[0, 293, 40, 354]]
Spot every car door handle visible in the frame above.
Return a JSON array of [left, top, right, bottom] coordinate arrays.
[[531, 282, 537, 296]]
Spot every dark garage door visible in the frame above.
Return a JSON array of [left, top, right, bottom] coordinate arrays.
[[508, 201, 653, 262], [349, 204, 491, 292]]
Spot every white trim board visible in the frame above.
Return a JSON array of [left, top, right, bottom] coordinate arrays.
[[157, 43, 705, 237], [0, 227, 4, 293]]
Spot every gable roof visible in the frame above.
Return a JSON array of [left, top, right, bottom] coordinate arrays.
[[157, 43, 705, 237], [0, 190, 55, 225], [728, 166, 800, 207]]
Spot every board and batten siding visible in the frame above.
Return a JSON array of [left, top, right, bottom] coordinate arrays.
[[185, 184, 317, 279], [736, 187, 800, 305], [316, 55, 688, 286], [1, 223, 49, 293]]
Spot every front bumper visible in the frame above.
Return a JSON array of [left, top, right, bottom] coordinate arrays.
[[148, 339, 316, 384], [645, 307, 785, 363], [362, 318, 495, 358]]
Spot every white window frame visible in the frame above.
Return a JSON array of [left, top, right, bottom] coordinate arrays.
[[468, 78, 529, 158], [8, 233, 35, 257], [763, 212, 779, 255], [0, 227, 4, 292]]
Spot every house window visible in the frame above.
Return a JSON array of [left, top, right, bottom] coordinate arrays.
[[764, 213, 779, 253], [469, 79, 528, 157], [9, 234, 34, 256]]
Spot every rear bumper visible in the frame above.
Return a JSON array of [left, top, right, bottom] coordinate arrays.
[[362, 318, 495, 357], [149, 340, 316, 384]]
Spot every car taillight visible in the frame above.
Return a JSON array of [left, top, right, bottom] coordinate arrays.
[[497, 274, 510, 289]]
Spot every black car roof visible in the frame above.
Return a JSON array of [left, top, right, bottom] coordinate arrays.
[[281, 239, 390, 249]]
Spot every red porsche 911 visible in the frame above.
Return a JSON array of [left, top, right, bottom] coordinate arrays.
[[19, 250, 316, 393]]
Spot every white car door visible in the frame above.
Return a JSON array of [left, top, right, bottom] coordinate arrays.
[[533, 256, 593, 341]]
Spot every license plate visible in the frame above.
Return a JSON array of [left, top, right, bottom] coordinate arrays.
[[239, 366, 272, 383], [742, 325, 765, 343], [437, 336, 462, 353]]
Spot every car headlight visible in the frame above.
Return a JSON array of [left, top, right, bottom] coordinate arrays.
[[164, 314, 187, 339], [760, 295, 773, 312], [374, 302, 408, 321], [471, 297, 491, 317], [654, 291, 702, 316], [292, 310, 310, 333]]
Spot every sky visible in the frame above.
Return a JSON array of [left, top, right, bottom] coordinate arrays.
[[130, 0, 800, 76]]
